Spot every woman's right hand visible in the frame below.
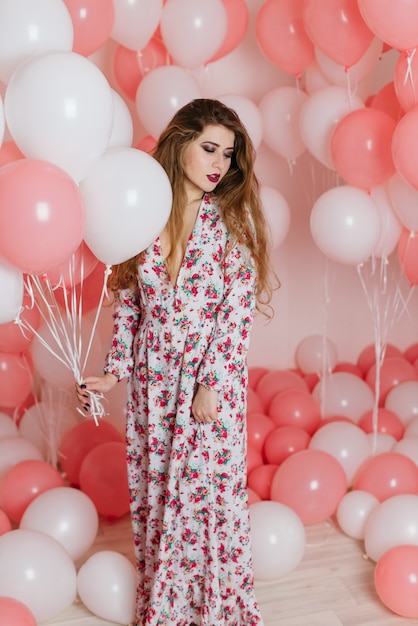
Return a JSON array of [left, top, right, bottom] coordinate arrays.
[[75, 372, 118, 412]]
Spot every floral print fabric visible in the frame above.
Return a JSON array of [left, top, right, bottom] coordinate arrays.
[[104, 195, 263, 625]]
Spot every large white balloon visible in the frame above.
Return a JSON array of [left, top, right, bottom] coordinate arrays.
[[310, 185, 381, 265], [161, 0, 227, 69], [135, 65, 202, 140], [0, 0, 73, 84], [20, 487, 99, 561], [313, 371, 375, 421], [5, 51, 114, 182], [77, 550, 136, 624], [250, 500, 305, 580], [0, 528, 77, 622], [80, 147, 172, 265], [219, 93, 263, 150], [111, 0, 163, 51]]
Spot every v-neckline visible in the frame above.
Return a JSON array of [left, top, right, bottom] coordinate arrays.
[[157, 195, 205, 290]]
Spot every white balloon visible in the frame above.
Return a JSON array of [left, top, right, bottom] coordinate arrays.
[[295, 334, 338, 375], [260, 186, 291, 251], [0, 412, 19, 439], [0, 0, 73, 84], [5, 51, 114, 182], [107, 89, 134, 149], [337, 490, 379, 539], [218, 94, 263, 149], [364, 494, 418, 561], [0, 261, 23, 324], [111, 0, 163, 51], [77, 550, 136, 624], [135, 65, 202, 140], [385, 381, 418, 425], [299, 86, 364, 169], [250, 500, 305, 580], [0, 437, 43, 477], [0, 528, 77, 622], [20, 487, 99, 561], [313, 372, 375, 421], [80, 147, 172, 265], [367, 432, 396, 455], [370, 185, 403, 259]]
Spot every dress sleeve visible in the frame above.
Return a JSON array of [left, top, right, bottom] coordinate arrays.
[[197, 243, 257, 392], [103, 288, 141, 381]]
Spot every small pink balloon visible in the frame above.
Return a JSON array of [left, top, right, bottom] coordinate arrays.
[[264, 426, 310, 466], [256, 369, 308, 412], [0, 508, 12, 535], [246, 412, 275, 454], [358, 408, 405, 440], [0, 597, 36, 626], [268, 388, 321, 435], [353, 452, 418, 501], [248, 463, 279, 500], [375, 545, 418, 618]]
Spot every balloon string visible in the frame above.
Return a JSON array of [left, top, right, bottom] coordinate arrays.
[[404, 48, 416, 87]]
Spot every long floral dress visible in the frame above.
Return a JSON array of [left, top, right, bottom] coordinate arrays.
[[104, 194, 264, 626]]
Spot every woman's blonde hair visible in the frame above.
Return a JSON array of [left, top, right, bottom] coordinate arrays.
[[108, 98, 278, 313]]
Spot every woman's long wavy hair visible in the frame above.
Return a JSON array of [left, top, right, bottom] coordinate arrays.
[[108, 98, 279, 314]]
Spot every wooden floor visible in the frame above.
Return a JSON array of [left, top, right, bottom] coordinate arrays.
[[42, 514, 411, 626]]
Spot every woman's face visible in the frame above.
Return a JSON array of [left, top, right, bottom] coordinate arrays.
[[182, 124, 235, 201]]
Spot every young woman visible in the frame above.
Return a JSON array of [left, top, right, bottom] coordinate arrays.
[[77, 99, 277, 625]]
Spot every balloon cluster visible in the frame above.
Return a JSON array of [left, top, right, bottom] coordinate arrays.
[[247, 334, 418, 618], [0, 414, 133, 624]]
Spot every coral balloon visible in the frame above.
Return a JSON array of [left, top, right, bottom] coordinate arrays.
[[77, 550, 137, 624], [246, 412, 275, 454], [0, 459, 65, 524], [247, 464, 279, 500], [394, 50, 418, 113], [365, 356, 418, 405], [303, 0, 374, 68], [256, 0, 314, 76], [256, 369, 308, 412], [0, 159, 85, 274], [209, 0, 248, 63], [0, 597, 36, 626], [59, 419, 123, 486], [271, 449, 347, 525], [247, 444, 263, 475], [63, 0, 115, 57], [392, 108, 418, 191], [250, 501, 306, 580], [358, 408, 405, 441], [331, 108, 396, 189], [79, 441, 130, 519], [268, 388, 321, 435], [358, 0, 418, 51], [357, 342, 403, 376], [0, 509, 12, 535], [0, 351, 33, 409], [263, 426, 310, 466], [353, 452, 418, 501], [375, 545, 418, 618]]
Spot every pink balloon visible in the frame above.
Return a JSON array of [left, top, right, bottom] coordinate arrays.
[[394, 50, 418, 113], [112, 38, 169, 102], [0, 159, 85, 274], [365, 356, 418, 406], [315, 37, 382, 88], [45, 241, 98, 289], [0, 140, 25, 167], [54, 260, 111, 315], [248, 366, 269, 391], [268, 388, 321, 435], [247, 444, 263, 475], [248, 487, 261, 505], [264, 425, 310, 465], [303, 0, 374, 67], [59, 420, 123, 487], [358, 408, 405, 440], [310, 185, 381, 265], [392, 108, 418, 191], [375, 545, 418, 618], [357, 342, 403, 376], [0, 509, 12, 535], [247, 463, 279, 500], [270, 449, 347, 525], [209, 0, 248, 63], [0, 459, 65, 524], [79, 441, 130, 520], [0, 293, 40, 353], [63, 0, 115, 57], [256, 369, 308, 412], [0, 597, 36, 626], [246, 412, 275, 454], [256, 0, 314, 76], [370, 82, 403, 122], [358, 0, 418, 51], [353, 452, 418, 501], [331, 108, 396, 189], [0, 351, 33, 408]]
